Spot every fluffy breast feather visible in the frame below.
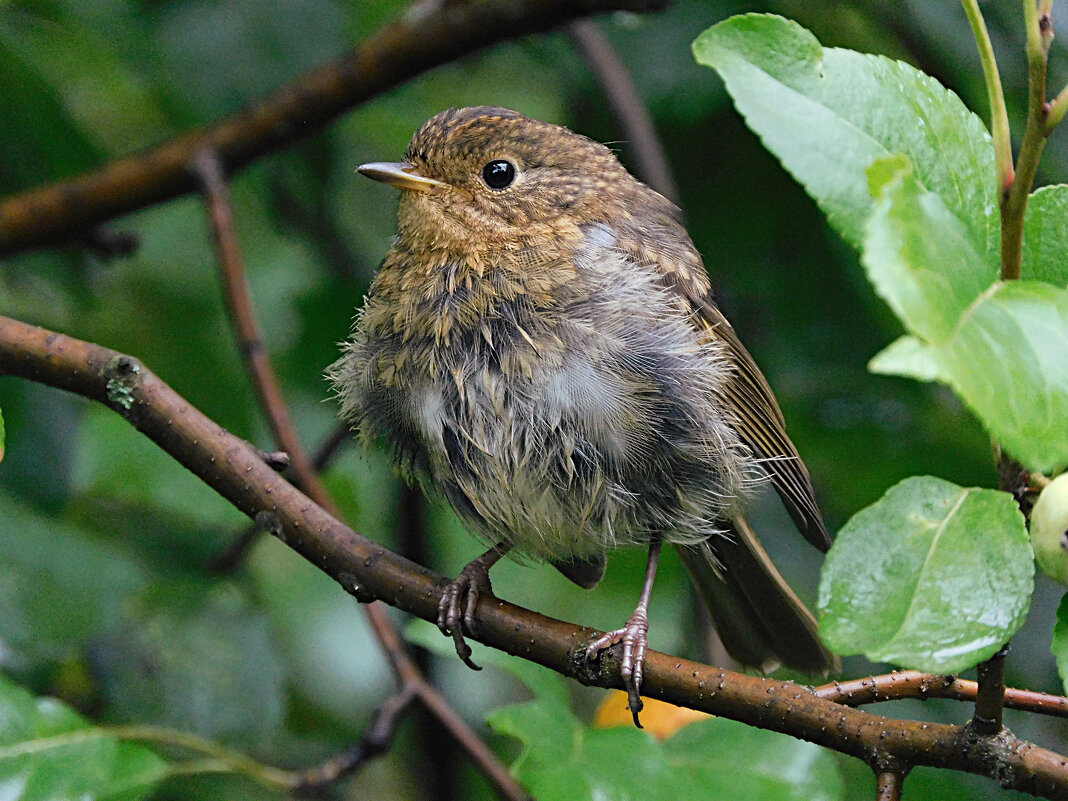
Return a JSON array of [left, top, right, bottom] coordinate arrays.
[[329, 231, 763, 562]]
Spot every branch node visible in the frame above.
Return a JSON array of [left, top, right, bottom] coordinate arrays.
[[254, 509, 283, 537], [256, 448, 291, 471], [570, 633, 614, 686], [103, 355, 143, 411]]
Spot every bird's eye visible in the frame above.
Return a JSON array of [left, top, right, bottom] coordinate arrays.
[[481, 159, 516, 190]]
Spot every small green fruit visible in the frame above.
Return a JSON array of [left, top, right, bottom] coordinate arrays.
[[1031, 473, 1068, 586]]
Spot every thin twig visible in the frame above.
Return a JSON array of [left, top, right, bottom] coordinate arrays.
[[6, 317, 1068, 797], [567, 19, 679, 205], [192, 148, 327, 504], [296, 685, 418, 791], [814, 669, 1068, 719], [0, 0, 670, 257], [312, 421, 353, 472]]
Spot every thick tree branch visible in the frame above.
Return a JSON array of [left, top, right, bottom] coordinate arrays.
[[0, 0, 669, 257], [3, 314, 1068, 798]]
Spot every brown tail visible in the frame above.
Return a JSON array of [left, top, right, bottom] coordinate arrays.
[[677, 515, 840, 675]]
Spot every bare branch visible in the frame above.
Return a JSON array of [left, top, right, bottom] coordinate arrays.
[[567, 19, 679, 204], [0, 0, 670, 257], [815, 669, 1068, 719], [295, 686, 418, 792]]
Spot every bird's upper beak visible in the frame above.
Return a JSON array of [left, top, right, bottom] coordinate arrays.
[[356, 161, 442, 192]]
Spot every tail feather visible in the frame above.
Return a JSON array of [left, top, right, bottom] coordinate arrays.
[[678, 515, 840, 675]]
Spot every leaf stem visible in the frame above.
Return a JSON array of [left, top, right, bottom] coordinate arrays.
[[105, 725, 301, 790], [1001, 0, 1053, 281], [961, 0, 1014, 194], [0, 724, 301, 791]]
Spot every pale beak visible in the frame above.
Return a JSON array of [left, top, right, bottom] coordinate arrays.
[[356, 161, 442, 192]]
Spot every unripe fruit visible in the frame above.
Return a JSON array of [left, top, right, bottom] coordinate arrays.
[[1031, 473, 1068, 586]]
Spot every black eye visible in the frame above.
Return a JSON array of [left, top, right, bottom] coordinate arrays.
[[482, 159, 516, 190]]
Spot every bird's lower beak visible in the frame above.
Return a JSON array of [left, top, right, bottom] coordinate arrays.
[[356, 161, 442, 192]]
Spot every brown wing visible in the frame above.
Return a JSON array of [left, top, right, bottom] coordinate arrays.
[[691, 294, 831, 551], [600, 200, 830, 551]]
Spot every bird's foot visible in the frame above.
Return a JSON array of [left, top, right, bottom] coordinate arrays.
[[585, 608, 650, 727], [437, 556, 497, 671]]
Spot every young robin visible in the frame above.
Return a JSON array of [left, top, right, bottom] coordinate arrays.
[[329, 106, 838, 724]]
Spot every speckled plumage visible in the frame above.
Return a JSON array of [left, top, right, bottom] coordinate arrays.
[[330, 106, 837, 685]]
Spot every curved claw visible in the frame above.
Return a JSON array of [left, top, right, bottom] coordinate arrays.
[[586, 609, 650, 727], [437, 556, 499, 671]]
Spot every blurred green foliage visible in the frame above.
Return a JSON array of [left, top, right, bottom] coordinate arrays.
[[1, 1, 1065, 799]]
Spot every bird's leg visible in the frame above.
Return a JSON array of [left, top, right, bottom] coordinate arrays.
[[437, 543, 510, 670], [585, 537, 662, 727]]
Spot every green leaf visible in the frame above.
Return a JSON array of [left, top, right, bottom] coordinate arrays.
[[864, 155, 996, 343], [493, 709, 844, 801], [0, 12, 170, 158], [486, 661, 842, 801], [0, 402, 5, 463], [1052, 594, 1068, 694], [863, 158, 1068, 472], [0, 674, 169, 801], [693, 14, 997, 261], [818, 476, 1033, 674], [938, 281, 1068, 472], [0, 18, 101, 195], [1022, 184, 1068, 286], [867, 335, 944, 382], [410, 620, 842, 800]]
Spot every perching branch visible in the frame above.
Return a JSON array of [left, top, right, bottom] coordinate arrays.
[[209, 422, 351, 573], [4, 314, 1068, 798], [0, 0, 670, 257]]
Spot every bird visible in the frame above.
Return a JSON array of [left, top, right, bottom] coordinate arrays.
[[329, 106, 839, 724]]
